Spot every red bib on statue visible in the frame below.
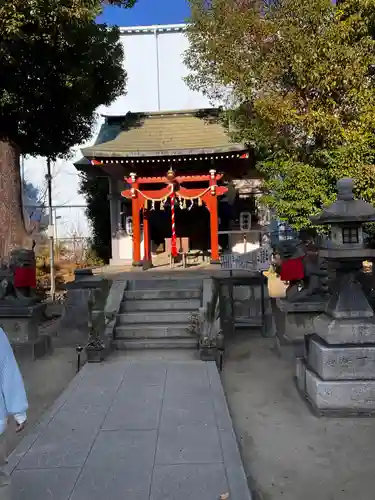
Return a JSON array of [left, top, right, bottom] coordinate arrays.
[[279, 257, 304, 281], [14, 267, 37, 288]]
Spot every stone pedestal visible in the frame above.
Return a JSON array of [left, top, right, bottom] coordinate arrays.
[[0, 302, 51, 360], [61, 269, 109, 331], [273, 298, 325, 360], [0, 303, 45, 342], [308, 336, 375, 380], [296, 357, 375, 416], [199, 345, 217, 362], [296, 280, 375, 416]]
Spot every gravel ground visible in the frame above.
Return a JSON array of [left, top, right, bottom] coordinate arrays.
[[5, 343, 78, 454], [221, 333, 375, 500]]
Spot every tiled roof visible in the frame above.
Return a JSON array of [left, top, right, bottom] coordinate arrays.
[[81, 110, 246, 159]]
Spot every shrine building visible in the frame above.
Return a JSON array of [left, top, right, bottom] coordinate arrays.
[[76, 109, 268, 267]]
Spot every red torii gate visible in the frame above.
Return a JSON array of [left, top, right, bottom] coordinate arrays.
[[121, 169, 227, 267]]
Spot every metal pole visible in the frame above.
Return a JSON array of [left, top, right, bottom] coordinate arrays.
[[47, 158, 55, 300], [229, 268, 235, 336], [260, 272, 265, 333], [154, 28, 161, 111], [54, 209, 58, 241], [76, 346, 84, 373]]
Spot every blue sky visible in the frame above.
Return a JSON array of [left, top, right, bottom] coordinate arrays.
[[97, 0, 191, 26]]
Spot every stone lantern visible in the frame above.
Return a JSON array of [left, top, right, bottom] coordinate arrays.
[[311, 177, 375, 266], [297, 178, 375, 415]]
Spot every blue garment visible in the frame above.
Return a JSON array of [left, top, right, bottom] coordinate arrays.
[[0, 328, 28, 434]]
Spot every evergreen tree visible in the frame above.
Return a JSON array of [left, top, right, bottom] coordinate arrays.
[[0, 0, 134, 255], [186, 0, 375, 228]]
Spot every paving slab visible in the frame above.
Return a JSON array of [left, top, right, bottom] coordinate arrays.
[[12, 468, 81, 500], [160, 391, 216, 427], [156, 423, 223, 465], [150, 464, 229, 500], [70, 430, 157, 500], [9, 356, 252, 500], [103, 386, 164, 431]]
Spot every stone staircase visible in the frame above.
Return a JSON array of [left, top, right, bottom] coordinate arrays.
[[114, 278, 203, 350]]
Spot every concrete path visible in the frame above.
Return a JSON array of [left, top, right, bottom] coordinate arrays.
[[8, 357, 251, 500]]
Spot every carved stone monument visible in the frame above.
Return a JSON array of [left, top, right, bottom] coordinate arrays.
[[59, 268, 109, 346], [296, 178, 375, 415]]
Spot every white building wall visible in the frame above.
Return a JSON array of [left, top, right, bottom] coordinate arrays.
[[23, 24, 211, 238]]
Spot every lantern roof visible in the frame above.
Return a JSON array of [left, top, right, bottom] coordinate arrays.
[[311, 178, 375, 225]]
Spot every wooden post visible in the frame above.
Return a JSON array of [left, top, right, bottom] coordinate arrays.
[[130, 174, 142, 267], [142, 208, 152, 269], [209, 169, 220, 264]]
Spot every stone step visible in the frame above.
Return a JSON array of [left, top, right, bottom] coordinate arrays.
[[120, 299, 201, 313], [129, 279, 202, 290], [117, 311, 193, 325], [115, 324, 194, 339], [114, 337, 198, 350], [123, 289, 202, 300]]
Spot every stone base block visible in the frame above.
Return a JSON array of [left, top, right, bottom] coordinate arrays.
[[61, 288, 96, 330], [199, 346, 217, 362], [85, 346, 106, 363], [62, 274, 110, 331], [314, 314, 375, 344], [276, 298, 326, 314], [305, 367, 375, 416], [308, 335, 375, 380], [295, 357, 307, 394], [0, 303, 46, 343], [12, 334, 52, 361], [272, 299, 323, 360]]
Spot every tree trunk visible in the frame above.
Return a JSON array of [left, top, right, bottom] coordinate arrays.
[[0, 139, 29, 259]]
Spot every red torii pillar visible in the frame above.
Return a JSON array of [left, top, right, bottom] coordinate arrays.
[[208, 169, 220, 263], [127, 173, 142, 267], [142, 208, 152, 269], [122, 172, 227, 267], [202, 169, 226, 264]]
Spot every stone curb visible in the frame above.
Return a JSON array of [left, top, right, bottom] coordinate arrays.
[[206, 362, 253, 500]]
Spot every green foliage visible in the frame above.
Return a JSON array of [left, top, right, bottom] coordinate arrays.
[[83, 244, 106, 267], [0, 0, 137, 36], [79, 175, 111, 263], [186, 0, 375, 228], [0, 0, 127, 158]]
